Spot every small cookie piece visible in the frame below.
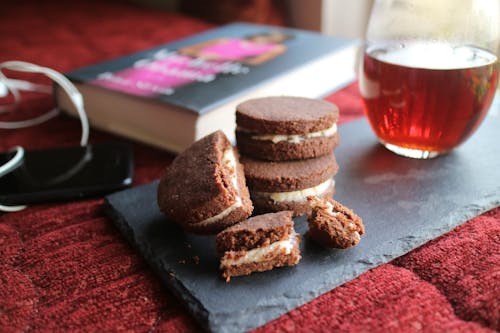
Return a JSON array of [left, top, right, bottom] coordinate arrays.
[[241, 154, 338, 216], [306, 196, 364, 249], [236, 96, 340, 161], [157, 130, 253, 234], [216, 211, 301, 282]]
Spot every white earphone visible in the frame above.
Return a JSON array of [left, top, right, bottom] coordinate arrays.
[[0, 60, 90, 212]]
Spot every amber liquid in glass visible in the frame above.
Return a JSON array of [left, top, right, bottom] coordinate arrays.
[[360, 42, 499, 153]]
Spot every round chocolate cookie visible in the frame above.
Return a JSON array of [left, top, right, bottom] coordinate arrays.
[[240, 154, 338, 216], [157, 131, 253, 234], [236, 96, 340, 161]]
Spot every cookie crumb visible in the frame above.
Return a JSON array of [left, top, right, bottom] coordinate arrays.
[[192, 256, 200, 265], [306, 196, 364, 249]]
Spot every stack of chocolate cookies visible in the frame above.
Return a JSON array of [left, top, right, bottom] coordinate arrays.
[[156, 96, 364, 282], [235, 96, 340, 216]]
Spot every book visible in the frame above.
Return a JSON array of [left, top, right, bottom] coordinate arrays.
[[56, 22, 359, 153]]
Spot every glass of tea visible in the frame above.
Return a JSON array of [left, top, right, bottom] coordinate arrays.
[[359, 0, 499, 159]]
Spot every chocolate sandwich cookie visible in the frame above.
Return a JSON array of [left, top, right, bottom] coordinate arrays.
[[241, 154, 338, 216], [236, 96, 340, 161], [157, 130, 253, 234], [216, 211, 301, 282], [307, 196, 364, 249]]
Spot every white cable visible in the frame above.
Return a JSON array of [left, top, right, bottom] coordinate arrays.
[[0, 146, 27, 212], [0, 78, 52, 97], [0, 146, 24, 178], [0, 73, 21, 114], [0, 204, 27, 212], [0, 61, 90, 212], [0, 61, 89, 145]]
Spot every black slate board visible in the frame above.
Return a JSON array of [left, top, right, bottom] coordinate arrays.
[[105, 117, 500, 333]]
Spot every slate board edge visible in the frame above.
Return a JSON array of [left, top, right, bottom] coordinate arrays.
[[104, 198, 212, 331], [207, 263, 373, 333]]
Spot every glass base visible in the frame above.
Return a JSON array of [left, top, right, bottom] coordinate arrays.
[[382, 142, 445, 159]]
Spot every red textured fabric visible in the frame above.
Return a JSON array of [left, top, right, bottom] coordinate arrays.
[[393, 210, 500, 330], [257, 265, 495, 333], [0, 1, 498, 332]]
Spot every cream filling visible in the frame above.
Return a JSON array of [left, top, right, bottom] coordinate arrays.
[[200, 148, 242, 224], [248, 123, 337, 144], [257, 178, 334, 203], [221, 231, 298, 266], [309, 197, 341, 217]]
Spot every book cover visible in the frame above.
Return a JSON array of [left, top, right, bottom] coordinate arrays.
[[59, 22, 359, 152]]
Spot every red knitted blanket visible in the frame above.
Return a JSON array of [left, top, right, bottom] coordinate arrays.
[[1, 1, 498, 332]]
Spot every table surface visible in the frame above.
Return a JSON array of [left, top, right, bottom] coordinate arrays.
[[1, 1, 498, 332]]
